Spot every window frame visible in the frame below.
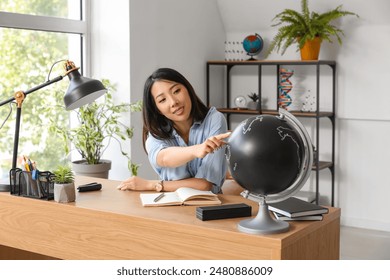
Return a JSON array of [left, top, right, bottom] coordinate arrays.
[[0, 0, 90, 74], [0, 11, 86, 33]]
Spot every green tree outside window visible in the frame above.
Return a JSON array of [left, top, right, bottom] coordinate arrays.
[[0, 0, 79, 179]]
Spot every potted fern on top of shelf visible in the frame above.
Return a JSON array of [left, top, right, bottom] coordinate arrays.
[[266, 0, 358, 60]]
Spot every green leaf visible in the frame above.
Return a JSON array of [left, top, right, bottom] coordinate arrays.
[[53, 164, 74, 184], [266, 0, 358, 57]]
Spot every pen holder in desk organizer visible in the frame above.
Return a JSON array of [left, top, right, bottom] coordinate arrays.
[[9, 168, 54, 200]]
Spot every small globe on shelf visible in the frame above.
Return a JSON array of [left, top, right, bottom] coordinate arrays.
[[225, 109, 313, 234], [242, 33, 264, 60]]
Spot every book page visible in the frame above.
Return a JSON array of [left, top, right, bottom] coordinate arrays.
[[140, 188, 221, 207], [176, 187, 221, 206], [140, 192, 182, 207], [176, 187, 217, 202]]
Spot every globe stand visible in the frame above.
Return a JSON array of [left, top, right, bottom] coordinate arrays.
[[246, 54, 256, 61], [238, 197, 289, 235]]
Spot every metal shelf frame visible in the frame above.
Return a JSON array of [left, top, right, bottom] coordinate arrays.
[[206, 60, 336, 206]]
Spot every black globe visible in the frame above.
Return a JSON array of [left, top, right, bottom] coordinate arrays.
[[226, 115, 305, 196]]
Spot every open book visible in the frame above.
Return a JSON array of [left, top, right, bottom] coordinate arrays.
[[140, 187, 221, 207]]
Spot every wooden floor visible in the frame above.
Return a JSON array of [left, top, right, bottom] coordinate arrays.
[[223, 180, 390, 260], [340, 226, 390, 259]]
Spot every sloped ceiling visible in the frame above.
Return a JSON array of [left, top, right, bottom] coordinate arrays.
[[216, 0, 298, 33], [216, 0, 388, 33]]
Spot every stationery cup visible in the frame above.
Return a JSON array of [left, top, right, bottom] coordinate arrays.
[[21, 171, 39, 197], [9, 168, 55, 200]]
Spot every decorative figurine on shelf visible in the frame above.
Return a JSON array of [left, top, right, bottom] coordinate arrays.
[[278, 68, 294, 110], [247, 92, 261, 111], [225, 41, 245, 61], [234, 95, 247, 109], [301, 90, 316, 112], [242, 33, 264, 60]]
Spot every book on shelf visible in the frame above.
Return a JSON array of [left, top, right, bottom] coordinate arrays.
[[268, 197, 329, 218], [140, 187, 221, 207], [272, 211, 324, 221], [293, 190, 316, 203]]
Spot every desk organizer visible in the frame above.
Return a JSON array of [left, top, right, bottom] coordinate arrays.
[[10, 168, 54, 200]]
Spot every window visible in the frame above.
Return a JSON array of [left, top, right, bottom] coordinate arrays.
[[0, 0, 81, 19], [0, 0, 86, 182]]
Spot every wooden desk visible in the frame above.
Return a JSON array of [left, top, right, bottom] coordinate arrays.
[[0, 176, 340, 260]]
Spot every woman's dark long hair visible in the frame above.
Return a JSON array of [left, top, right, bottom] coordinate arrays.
[[142, 68, 209, 150]]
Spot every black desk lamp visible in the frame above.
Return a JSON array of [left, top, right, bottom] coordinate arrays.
[[0, 60, 107, 192]]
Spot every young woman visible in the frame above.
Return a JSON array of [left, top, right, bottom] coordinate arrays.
[[117, 68, 230, 194]]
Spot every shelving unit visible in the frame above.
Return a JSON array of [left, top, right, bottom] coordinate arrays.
[[206, 60, 336, 206]]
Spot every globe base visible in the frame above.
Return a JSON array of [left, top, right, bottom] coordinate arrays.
[[237, 201, 289, 235], [0, 183, 10, 192]]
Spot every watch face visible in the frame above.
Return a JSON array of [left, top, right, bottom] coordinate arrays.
[[155, 183, 163, 192], [235, 96, 247, 108]]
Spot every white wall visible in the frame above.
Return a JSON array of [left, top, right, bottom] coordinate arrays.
[[129, 0, 226, 179], [89, 0, 225, 180], [89, 0, 131, 180]]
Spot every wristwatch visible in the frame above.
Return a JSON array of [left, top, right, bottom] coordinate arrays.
[[154, 180, 164, 192]]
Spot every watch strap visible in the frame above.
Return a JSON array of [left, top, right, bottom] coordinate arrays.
[[160, 180, 164, 192], [155, 180, 164, 192]]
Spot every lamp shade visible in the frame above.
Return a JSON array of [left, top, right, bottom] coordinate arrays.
[[64, 69, 107, 110]]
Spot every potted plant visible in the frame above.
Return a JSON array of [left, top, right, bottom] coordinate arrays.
[[49, 79, 142, 178], [266, 0, 358, 60], [247, 92, 259, 110], [52, 164, 75, 203]]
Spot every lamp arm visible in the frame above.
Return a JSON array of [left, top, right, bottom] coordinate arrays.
[[0, 74, 65, 170], [0, 96, 17, 107], [0, 75, 64, 108], [24, 75, 64, 97]]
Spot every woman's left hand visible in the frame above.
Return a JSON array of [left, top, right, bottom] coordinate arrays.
[[117, 176, 154, 191]]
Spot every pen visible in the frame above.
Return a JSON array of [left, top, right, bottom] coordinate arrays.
[[153, 193, 165, 202]]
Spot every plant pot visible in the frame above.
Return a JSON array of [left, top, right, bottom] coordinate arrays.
[[72, 159, 112, 179], [247, 101, 258, 110], [54, 182, 75, 203], [300, 37, 322, 60]]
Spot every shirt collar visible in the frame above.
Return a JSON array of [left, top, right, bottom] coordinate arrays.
[[172, 107, 213, 138]]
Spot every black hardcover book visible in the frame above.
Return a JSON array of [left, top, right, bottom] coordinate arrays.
[[272, 211, 324, 221], [268, 197, 328, 218]]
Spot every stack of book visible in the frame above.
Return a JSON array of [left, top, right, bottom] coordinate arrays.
[[268, 197, 329, 221]]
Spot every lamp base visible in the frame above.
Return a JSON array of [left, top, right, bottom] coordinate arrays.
[[0, 183, 10, 192]]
